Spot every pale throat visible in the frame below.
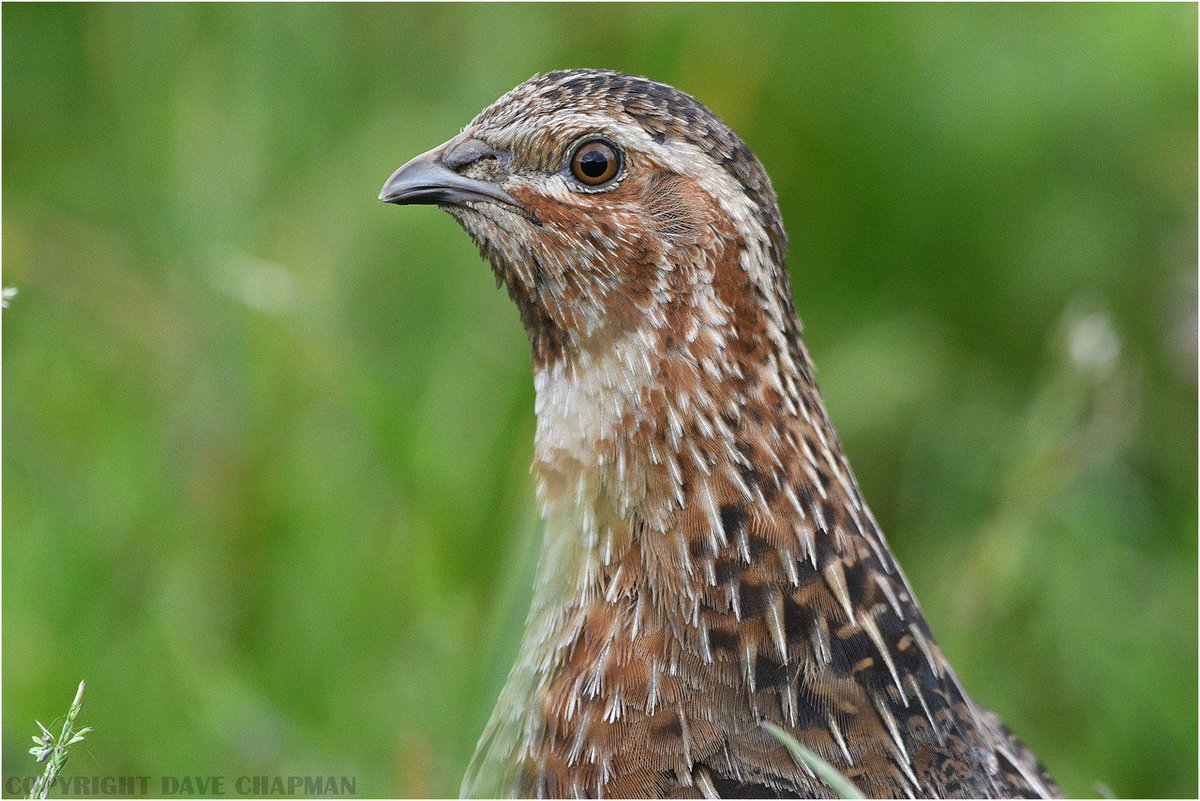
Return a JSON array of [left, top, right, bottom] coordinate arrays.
[[530, 321, 665, 522], [527, 276, 796, 559]]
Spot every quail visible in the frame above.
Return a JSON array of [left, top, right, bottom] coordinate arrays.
[[380, 70, 1060, 800]]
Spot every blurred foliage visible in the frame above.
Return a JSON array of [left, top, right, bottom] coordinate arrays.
[[2, 4, 1195, 798]]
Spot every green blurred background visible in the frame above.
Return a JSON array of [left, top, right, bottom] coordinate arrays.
[[3, 4, 1195, 798]]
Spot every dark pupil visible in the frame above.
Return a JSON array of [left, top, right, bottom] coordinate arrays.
[[579, 148, 610, 178]]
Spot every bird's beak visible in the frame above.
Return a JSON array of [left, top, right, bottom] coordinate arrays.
[[379, 138, 519, 209]]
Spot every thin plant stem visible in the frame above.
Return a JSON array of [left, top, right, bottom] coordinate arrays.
[[765, 722, 865, 800], [27, 681, 92, 801]]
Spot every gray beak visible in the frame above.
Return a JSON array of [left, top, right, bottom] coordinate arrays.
[[379, 139, 519, 208]]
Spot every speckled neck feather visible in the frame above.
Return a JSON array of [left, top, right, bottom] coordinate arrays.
[[426, 70, 1058, 799]]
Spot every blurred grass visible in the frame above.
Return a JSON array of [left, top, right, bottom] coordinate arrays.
[[2, 4, 1195, 798]]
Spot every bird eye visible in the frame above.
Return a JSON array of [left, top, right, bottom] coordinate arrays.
[[570, 139, 621, 187]]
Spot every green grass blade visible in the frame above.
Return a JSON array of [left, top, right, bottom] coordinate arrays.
[[765, 723, 865, 800]]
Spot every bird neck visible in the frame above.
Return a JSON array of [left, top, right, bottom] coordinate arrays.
[[526, 244, 881, 614]]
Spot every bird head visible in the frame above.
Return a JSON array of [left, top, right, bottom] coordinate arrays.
[[381, 70, 794, 371]]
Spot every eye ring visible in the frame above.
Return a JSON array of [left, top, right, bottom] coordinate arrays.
[[570, 138, 622, 188]]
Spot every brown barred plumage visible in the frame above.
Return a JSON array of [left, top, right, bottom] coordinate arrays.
[[381, 69, 1060, 800]]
